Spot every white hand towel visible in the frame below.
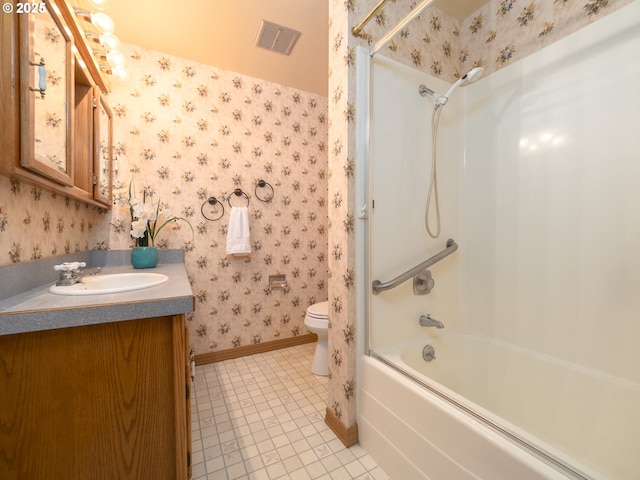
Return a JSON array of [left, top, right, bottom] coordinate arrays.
[[226, 206, 251, 255]]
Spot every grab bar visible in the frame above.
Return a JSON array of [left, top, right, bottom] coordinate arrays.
[[372, 239, 458, 295]]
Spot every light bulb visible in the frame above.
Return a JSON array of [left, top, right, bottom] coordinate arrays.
[[107, 50, 125, 67], [112, 65, 130, 81], [91, 12, 115, 34], [100, 33, 120, 50]]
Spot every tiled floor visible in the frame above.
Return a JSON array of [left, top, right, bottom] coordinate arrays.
[[191, 343, 391, 480]]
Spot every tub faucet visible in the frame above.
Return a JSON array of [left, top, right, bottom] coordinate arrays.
[[419, 314, 444, 329]]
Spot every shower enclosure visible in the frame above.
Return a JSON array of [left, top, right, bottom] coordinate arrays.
[[356, 2, 640, 479]]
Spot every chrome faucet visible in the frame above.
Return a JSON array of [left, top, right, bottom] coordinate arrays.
[[54, 262, 102, 286], [419, 314, 444, 329]]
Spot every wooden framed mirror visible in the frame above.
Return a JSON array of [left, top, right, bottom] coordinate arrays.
[[19, 0, 74, 186]]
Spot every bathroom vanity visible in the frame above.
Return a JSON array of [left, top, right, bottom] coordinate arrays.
[[0, 251, 194, 480]]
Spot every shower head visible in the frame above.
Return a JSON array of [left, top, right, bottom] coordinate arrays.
[[419, 67, 485, 108], [443, 67, 484, 100]]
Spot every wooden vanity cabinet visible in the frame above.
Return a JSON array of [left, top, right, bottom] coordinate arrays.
[[73, 57, 114, 207], [73, 58, 97, 201], [0, 314, 192, 480]]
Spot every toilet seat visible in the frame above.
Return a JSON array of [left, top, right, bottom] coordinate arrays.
[[306, 301, 328, 319]]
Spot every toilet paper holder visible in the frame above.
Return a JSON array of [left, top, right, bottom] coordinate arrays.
[[269, 274, 287, 290]]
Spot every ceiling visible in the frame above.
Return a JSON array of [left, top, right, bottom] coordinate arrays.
[[104, 0, 487, 97]]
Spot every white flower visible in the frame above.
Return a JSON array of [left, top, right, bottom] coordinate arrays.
[[130, 219, 148, 238], [112, 188, 129, 207], [117, 178, 193, 246], [133, 202, 157, 222]]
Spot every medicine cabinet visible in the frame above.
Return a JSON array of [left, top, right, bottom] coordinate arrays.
[[20, 0, 74, 186], [0, 0, 114, 208]]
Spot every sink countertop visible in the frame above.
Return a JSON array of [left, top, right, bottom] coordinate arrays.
[[0, 251, 194, 336]]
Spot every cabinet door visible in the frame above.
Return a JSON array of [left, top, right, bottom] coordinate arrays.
[[0, 316, 190, 480], [19, 0, 74, 186], [93, 89, 113, 205]]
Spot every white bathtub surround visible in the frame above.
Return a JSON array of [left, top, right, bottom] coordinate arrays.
[[359, 2, 640, 479], [359, 355, 571, 480], [364, 334, 619, 479]]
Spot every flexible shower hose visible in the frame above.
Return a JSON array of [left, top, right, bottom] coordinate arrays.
[[425, 105, 443, 238]]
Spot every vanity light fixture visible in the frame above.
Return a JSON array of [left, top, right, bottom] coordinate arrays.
[[111, 65, 129, 81], [99, 32, 120, 50], [106, 50, 124, 67], [73, 5, 127, 82], [85, 32, 120, 50], [75, 10, 115, 34], [92, 49, 107, 61]]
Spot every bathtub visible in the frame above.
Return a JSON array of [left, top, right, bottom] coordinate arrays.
[[358, 332, 640, 479]]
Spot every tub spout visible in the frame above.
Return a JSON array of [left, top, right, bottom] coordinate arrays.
[[419, 314, 444, 329]]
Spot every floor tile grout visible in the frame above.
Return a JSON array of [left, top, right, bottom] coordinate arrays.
[[190, 343, 390, 480]]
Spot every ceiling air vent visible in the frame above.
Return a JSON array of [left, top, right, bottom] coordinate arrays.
[[255, 20, 301, 56]]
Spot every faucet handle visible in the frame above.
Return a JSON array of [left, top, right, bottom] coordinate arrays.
[[54, 261, 86, 271]]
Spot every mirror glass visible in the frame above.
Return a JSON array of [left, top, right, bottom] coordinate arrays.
[[94, 93, 113, 204], [33, 11, 67, 170], [20, 1, 73, 186]]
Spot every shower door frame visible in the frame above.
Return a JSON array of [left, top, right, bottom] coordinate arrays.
[[355, 44, 595, 480], [355, 45, 372, 361]]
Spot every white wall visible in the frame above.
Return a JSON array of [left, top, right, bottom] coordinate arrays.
[[457, 8, 640, 476], [460, 1, 640, 385], [368, 54, 462, 349]]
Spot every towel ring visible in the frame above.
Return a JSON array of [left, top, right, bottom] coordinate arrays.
[[255, 179, 274, 203], [201, 196, 225, 221], [227, 188, 249, 208]]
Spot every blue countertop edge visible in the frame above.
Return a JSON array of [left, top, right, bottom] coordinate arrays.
[[0, 250, 194, 336]]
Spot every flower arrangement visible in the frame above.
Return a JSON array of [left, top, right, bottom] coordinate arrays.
[[113, 179, 192, 247]]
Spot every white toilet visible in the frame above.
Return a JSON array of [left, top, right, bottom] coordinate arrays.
[[304, 301, 329, 376]]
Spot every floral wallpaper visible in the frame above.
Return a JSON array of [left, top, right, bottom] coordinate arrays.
[[327, 0, 358, 434], [0, 175, 106, 264], [106, 44, 329, 355], [349, 0, 632, 83], [325, 0, 632, 435]]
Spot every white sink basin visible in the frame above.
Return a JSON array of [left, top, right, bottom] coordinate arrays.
[[49, 273, 169, 296]]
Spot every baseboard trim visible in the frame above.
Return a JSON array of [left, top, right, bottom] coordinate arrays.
[[325, 407, 359, 447], [194, 333, 317, 365]]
